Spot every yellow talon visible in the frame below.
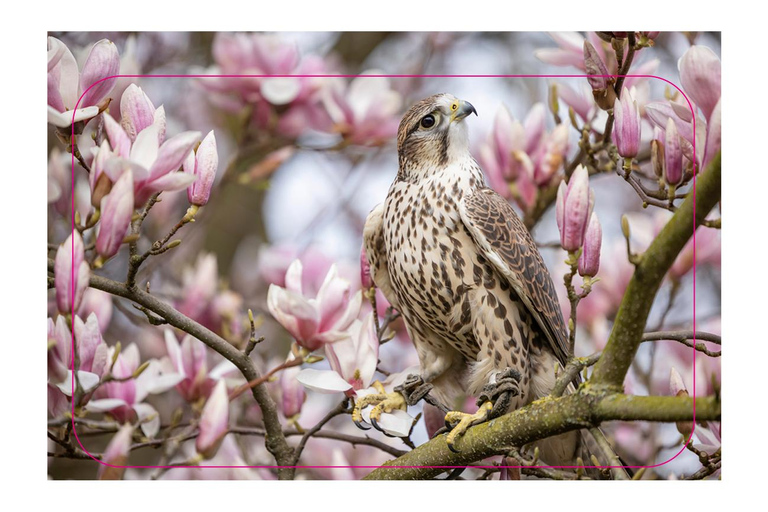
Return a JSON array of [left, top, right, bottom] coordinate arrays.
[[351, 380, 407, 427], [445, 402, 493, 452]]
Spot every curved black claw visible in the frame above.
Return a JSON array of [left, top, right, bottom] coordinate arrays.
[[477, 368, 522, 419], [447, 442, 462, 454], [370, 417, 397, 438], [353, 418, 371, 431]]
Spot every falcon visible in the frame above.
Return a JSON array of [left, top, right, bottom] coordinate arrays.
[[356, 93, 580, 464]]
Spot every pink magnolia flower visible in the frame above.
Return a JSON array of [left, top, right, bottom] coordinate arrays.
[[163, 330, 236, 403], [646, 45, 721, 170], [583, 40, 611, 90], [678, 46, 721, 122], [669, 225, 721, 280], [556, 165, 594, 251], [360, 245, 373, 290], [48, 313, 108, 415], [176, 253, 218, 323], [96, 169, 134, 262], [535, 32, 618, 74], [196, 379, 230, 459], [183, 130, 219, 206], [77, 289, 114, 333], [279, 361, 306, 419], [297, 313, 379, 396], [613, 88, 642, 159], [557, 82, 598, 123], [322, 73, 403, 146], [257, 243, 335, 295], [118, 83, 166, 143], [48, 37, 120, 128], [55, 231, 90, 314], [477, 103, 567, 212], [201, 33, 333, 139], [98, 423, 134, 480], [664, 117, 684, 186], [578, 212, 602, 277], [267, 259, 362, 352], [89, 343, 183, 437]]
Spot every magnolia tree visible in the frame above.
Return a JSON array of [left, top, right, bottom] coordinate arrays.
[[47, 31, 721, 480]]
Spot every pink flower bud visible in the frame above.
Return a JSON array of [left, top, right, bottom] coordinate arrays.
[[578, 213, 602, 277], [98, 423, 134, 480], [96, 170, 134, 261], [678, 46, 721, 121], [196, 379, 229, 459], [583, 41, 610, 90], [55, 231, 90, 314], [664, 117, 684, 186], [280, 362, 306, 419], [360, 245, 373, 289], [613, 88, 642, 159], [651, 127, 665, 178], [184, 130, 218, 206], [556, 165, 593, 252], [78, 39, 120, 109], [120, 84, 157, 141], [643, 31, 660, 40]]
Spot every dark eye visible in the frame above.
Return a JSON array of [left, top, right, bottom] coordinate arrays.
[[420, 114, 436, 129]]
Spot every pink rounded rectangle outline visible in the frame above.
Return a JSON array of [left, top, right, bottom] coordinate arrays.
[[62, 71, 706, 474]]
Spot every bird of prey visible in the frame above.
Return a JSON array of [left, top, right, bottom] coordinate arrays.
[[356, 93, 581, 464]]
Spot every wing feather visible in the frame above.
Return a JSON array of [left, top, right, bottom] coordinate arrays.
[[459, 188, 570, 365]]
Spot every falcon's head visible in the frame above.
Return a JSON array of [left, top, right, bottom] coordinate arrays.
[[396, 93, 477, 177]]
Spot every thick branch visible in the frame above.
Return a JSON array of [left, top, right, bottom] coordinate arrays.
[[590, 153, 721, 389], [363, 392, 720, 480]]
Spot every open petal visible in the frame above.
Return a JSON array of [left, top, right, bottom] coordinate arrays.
[[145, 172, 197, 194], [374, 409, 414, 437], [130, 123, 160, 170], [47, 105, 100, 128], [296, 369, 352, 394], [148, 131, 201, 181], [85, 398, 129, 412], [133, 403, 161, 438], [261, 77, 302, 105], [55, 370, 100, 396]]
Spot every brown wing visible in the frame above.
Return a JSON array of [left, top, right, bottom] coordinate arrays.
[[362, 203, 401, 312], [459, 188, 570, 365]]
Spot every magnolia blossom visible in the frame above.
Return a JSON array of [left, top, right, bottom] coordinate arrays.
[[96, 85, 198, 205], [48, 314, 109, 416], [536, 32, 619, 74], [48, 37, 119, 128], [183, 130, 219, 206], [176, 253, 218, 322], [55, 232, 90, 314], [322, 73, 402, 146], [296, 313, 379, 396], [267, 259, 362, 351], [78, 289, 114, 333], [478, 103, 568, 211], [613, 88, 642, 159], [279, 361, 306, 419], [556, 165, 594, 251], [257, 243, 335, 295], [578, 213, 602, 277], [196, 380, 230, 459], [297, 315, 415, 437], [98, 424, 134, 480], [664, 117, 684, 186], [646, 45, 721, 170], [201, 33, 333, 138], [96, 169, 134, 261], [163, 330, 236, 402], [89, 343, 183, 437]]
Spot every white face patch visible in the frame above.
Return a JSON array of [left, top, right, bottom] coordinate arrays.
[[447, 120, 470, 163]]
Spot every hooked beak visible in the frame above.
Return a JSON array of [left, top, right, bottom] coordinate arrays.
[[452, 100, 478, 122]]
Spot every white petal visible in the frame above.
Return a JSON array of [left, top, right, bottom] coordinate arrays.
[[374, 409, 414, 437], [85, 398, 128, 412], [209, 359, 238, 379], [133, 403, 160, 438], [261, 77, 301, 105], [55, 370, 100, 396], [295, 369, 352, 394], [130, 123, 160, 170]]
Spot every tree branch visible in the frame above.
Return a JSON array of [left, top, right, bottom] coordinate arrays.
[[363, 392, 719, 480], [590, 152, 721, 389]]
